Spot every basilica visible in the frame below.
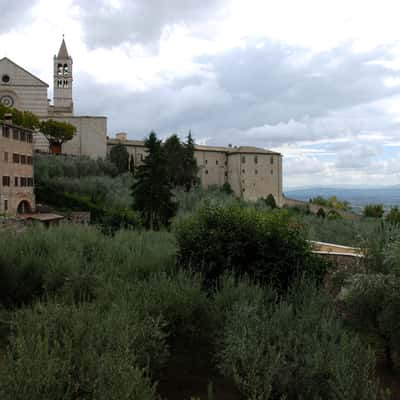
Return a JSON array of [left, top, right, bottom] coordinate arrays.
[[0, 38, 107, 158]]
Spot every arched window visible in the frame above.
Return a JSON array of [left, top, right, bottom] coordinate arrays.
[[63, 80, 69, 88], [63, 64, 69, 75], [57, 63, 63, 76], [57, 80, 63, 88]]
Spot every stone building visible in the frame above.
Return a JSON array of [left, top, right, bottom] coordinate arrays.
[[0, 115, 35, 215], [108, 134, 283, 204], [0, 38, 107, 158]]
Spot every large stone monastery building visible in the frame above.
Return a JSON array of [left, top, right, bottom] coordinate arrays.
[[0, 39, 107, 158], [108, 134, 283, 204], [0, 39, 283, 204]]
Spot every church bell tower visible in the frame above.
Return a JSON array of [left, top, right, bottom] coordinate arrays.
[[53, 36, 73, 114]]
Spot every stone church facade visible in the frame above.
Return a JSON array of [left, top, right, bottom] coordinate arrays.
[[108, 134, 283, 204], [0, 39, 107, 158]]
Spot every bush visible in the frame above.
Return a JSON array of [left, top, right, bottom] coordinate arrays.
[[0, 225, 177, 308], [174, 205, 328, 291], [363, 204, 384, 218], [316, 207, 326, 218], [216, 279, 380, 400], [385, 206, 400, 225], [0, 301, 163, 400], [340, 273, 400, 369], [264, 193, 277, 209]]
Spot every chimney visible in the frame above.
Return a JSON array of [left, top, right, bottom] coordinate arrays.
[[4, 113, 12, 124]]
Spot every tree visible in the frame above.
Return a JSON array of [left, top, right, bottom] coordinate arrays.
[[0, 104, 39, 129], [131, 132, 177, 229], [181, 131, 199, 191], [164, 134, 184, 186], [341, 274, 400, 370], [264, 194, 277, 209], [363, 204, 384, 218], [316, 208, 326, 218], [129, 154, 135, 175], [39, 119, 76, 154], [109, 143, 129, 174], [385, 206, 400, 225]]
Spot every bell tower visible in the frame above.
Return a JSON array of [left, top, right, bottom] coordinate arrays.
[[53, 36, 73, 114]]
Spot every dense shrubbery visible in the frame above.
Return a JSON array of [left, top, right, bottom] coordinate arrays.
[[215, 277, 380, 400], [174, 205, 328, 291]]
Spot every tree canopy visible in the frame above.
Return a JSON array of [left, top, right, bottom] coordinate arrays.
[[363, 204, 384, 218], [131, 132, 177, 229], [40, 119, 77, 151], [310, 195, 351, 211], [0, 104, 39, 129], [109, 143, 129, 174], [163, 132, 199, 191]]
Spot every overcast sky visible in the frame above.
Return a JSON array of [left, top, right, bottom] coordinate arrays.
[[2, 0, 400, 188]]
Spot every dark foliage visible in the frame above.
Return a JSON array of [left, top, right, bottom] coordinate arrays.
[[174, 205, 329, 291], [109, 142, 129, 174], [132, 132, 177, 229]]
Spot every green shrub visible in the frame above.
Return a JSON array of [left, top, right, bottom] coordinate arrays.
[[217, 279, 380, 400], [363, 204, 384, 218], [385, 206, 400, 225], [340, 273, 400, 369], [0, 225, 177, 308], [264, 193, 277, 209], [174, 205, 328, 291], [0, 301, 163, 400]]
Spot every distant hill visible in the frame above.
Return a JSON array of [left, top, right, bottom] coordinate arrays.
[[285, 186, 400, 213]]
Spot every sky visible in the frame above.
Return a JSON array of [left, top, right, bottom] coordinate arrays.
[[2, 0, 400, 188]]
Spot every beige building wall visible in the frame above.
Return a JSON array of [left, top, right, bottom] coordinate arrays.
[[0, 120, 35, 215], [227, 149, 282, 204], [107, 138, 283, 204]]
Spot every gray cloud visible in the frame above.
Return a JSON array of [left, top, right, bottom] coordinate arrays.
[[75, 0, 226, 48], [0, 0, 39, 33], [74, 40, 400, 171]]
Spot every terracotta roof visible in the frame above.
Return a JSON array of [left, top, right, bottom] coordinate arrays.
[[107, 138, 281, 156]]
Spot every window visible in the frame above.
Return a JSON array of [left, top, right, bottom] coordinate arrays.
[[20, 131, 26, 141], [63, 64, 69, 75], [205, 159, 208, 164], [13, 153, 19, 163], [242, 169, 245, 174], [20, 155, 26, 164], [1, 74, 10, 83], [205, 170, 209, 175], [255, 170, 258, 175], [57, 80, 63, 88], [254, 156, 258, 164], [3, 152, 8, 162], [27, 156, 33, 165], [2, 176, 10, 186], [4, 200, 8, 211], [28, 177, 34, 187], [224, 160, 228, 166], [270, 156, 274, 165], [242, 156, 246, 163], [13, 129, 19, 140], [216, 160, 219, 165], [57, 63, 63, 76], [63, 80, 69, 88], [20, 177, 27, 187], [271, 169, 273, 175], [225, 172, 228, 177], [27, 134, 33, 143], [2, 126, 9, 138], [14, 177, 18, 187]]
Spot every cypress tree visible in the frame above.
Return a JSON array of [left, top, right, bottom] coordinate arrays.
[[164, 134, 184, 187], [129, 154, 135, 175], [109, 143, 129, 174], [131, 132, 177, 230], [182, 131, 199, 191]]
